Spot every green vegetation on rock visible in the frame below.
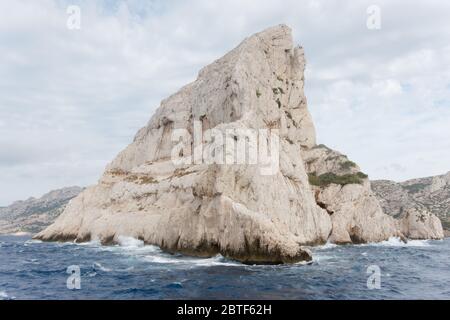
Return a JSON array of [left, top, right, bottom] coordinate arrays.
[[442, 220, 450, 230], [403, 183, 428, 193], [312, 144, 331, 151], [340, 160, 357, 170], [308, 172, 368, 187]]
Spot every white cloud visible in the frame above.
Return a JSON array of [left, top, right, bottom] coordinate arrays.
[[373, 79, 403, 97], [0, 0, 449, 204]]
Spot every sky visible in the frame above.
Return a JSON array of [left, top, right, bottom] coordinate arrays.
[[0, 0, 450, 205]]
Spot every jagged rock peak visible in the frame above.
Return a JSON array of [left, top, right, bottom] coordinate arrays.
[[108, 24, 315, 172], [35, 25, 326, 264], [34, 25, 443, 265]]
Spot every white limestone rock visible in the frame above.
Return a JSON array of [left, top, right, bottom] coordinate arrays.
[[35, 24, 443, 264], [397, 206, 444, 240], [302, 145, 399, 244], [36, 25, 331, 264], [303, 144, 444, 243]]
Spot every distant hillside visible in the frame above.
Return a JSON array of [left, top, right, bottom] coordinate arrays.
[[372, 172, 450, 235], [0, 187, 83, 234]]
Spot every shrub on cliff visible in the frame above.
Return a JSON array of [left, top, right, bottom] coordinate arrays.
[[308, 172, 368, 187]]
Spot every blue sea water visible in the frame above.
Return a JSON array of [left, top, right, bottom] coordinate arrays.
[[0, 235, 449, 300]]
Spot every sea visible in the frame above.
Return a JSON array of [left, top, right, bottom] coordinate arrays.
[[0, 235, 449, 300]]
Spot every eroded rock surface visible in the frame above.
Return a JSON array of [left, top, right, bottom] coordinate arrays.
[[36, 25, 331, 264], [396, 206, 444, 240], [302, 145, 399, 244], [36, 25, 444, 263]]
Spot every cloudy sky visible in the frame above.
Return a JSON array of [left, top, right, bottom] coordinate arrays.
[[1, 0, 449, 205]]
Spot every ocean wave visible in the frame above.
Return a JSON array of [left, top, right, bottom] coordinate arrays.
[[76, 239, 102, 246], [312, 241, 338, 250], [117, 236, 144, 248], [93, 262, 112, 272], [9, 232, 32, 237], [143, 253, 242, 267], [312, 253, 336, 264], [99, 243, 161, 255], [93, 236, 243, 267], [24, 239, 42, 246], [364, 237, 431, 247]]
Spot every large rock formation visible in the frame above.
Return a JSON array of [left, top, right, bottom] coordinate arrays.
[[36, 25, 331, 263], [372, 173, 450, 238], [35, 25, 443, 263], [0, 187, 82, 234], [396, 206, 444, 240], [302, 145, 399, 244]]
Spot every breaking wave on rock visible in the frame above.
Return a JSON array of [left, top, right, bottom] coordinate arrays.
[[1, 235, 449, 299], [116, 236, 144, 248], [364, 237, 432, 247], [88, 237, 243, 267]]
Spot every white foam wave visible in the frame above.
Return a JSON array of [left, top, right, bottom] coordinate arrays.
[[364, 237, 431, 247], [76, 239, 102, 246], [24, 239, 42, 246], [143, 254, 241, 267], [294, 260, 314, 266], [312, 254, 335, 264], [10, 232, 31, 236], [66, 236, 242, 267], [93, 262, 112, 272], [117, 236, 144, 248], [313, 241, 338, 250], [104, 237, 240, 266]]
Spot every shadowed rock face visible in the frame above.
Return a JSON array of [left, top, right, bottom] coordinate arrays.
[[34, 25, 443, 263]]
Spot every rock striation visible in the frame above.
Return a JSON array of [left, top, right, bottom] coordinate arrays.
[[35, 25, 444, 263]]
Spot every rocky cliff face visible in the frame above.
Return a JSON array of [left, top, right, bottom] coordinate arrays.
[[36, 25, 329, 264], [302, 145, 400, 244], [372, 172, 450, 237], [0, 187, 82, 234], [35, 25, 443, 263]]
